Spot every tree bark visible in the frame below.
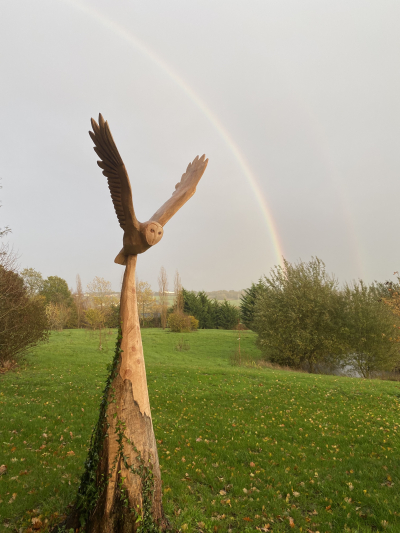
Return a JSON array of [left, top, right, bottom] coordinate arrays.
[[64, 255, 167, 532]]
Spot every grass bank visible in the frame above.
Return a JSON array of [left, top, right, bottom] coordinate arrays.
[[0, 329, 399, 532]]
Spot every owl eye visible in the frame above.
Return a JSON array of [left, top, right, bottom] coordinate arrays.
[[158, 232, 161, 235], [150, 228, 155, 233]]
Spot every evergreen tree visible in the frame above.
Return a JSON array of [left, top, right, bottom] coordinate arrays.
[[240, 280, 264, 330], [216, 300, 240, 329], [182, 289, 238, 329]]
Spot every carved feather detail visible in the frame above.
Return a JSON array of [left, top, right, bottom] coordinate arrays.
[[150, 154, 208, 226], [89, 114, 138, 231]]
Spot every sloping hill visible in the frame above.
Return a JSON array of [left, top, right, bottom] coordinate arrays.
[[1, 329, 399, 532]]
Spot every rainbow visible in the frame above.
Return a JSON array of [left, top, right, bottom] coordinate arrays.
[[63, 0, 285, 267]]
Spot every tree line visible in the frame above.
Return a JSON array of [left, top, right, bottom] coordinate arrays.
[[240, 257, 400, 378], [181, 289, 240, 330], [0, 248, 241, 367], [159, 270, 240, 332]]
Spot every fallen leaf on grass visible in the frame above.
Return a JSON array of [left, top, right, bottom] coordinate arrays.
[[8, 493, 17, 503], [0, 465, 7, 475], [243, 517, 252, 522], [66, 451, 75, 456], [31, 517, 43, 529]]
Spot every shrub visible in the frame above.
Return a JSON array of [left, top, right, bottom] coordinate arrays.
[[254, 257, 346, 373], [0, 253, 49, 367], [168, 312, 198, 332], [343, 281, 400, 378], [189, 315, 199, 331]]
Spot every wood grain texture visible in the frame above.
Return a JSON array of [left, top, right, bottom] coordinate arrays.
[[119, 255, 151, 416]]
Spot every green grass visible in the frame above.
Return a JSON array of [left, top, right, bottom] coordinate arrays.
[[1, 329, 400, 532]]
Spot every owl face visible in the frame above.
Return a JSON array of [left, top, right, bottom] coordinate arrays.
[[144, 221, 164, 246]]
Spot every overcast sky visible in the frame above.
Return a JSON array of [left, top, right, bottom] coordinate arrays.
[[1, 0, 400, 292]]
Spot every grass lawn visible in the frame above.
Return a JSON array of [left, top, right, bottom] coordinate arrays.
[[0, 329, 399, 533]]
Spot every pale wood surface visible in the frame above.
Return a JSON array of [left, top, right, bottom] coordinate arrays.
[[119, 255, 151, 416], [150, 154, 208, 226]]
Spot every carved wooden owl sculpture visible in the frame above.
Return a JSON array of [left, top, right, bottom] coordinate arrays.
[[89, 114, 208, 265]]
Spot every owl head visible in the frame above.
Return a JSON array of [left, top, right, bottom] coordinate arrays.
[[144, 221, 164, 246]]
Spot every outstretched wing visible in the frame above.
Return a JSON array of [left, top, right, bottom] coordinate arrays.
[[151, 155, 208, 226], [89, 114, 139, 231]]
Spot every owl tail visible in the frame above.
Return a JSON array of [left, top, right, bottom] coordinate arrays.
[[114, 248, 127, 266]]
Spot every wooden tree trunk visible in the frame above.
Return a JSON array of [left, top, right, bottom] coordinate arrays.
[[65, 255, 167, 532]]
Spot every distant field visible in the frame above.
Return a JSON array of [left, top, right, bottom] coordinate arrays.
[[153, 295, 242, 307], [217, 299, 241, 307], [1, 329, 399, 532]]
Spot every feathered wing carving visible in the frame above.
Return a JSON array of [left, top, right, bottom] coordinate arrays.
[[89, 114, 139, 232], [150, 155, 208, 226]]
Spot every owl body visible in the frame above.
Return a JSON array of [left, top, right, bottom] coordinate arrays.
[[114, 221, 164, 264]]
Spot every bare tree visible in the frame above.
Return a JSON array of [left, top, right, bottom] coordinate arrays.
[[45, 302, 71, 331], [0, 179, 10, 240], [86, 277, 117, 349], [74, 274, 86, 328], [158, 266, 168, 329], [174, 270, 183, 315], [136, 279, 157, 327], [20, 268, 44, 296]]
